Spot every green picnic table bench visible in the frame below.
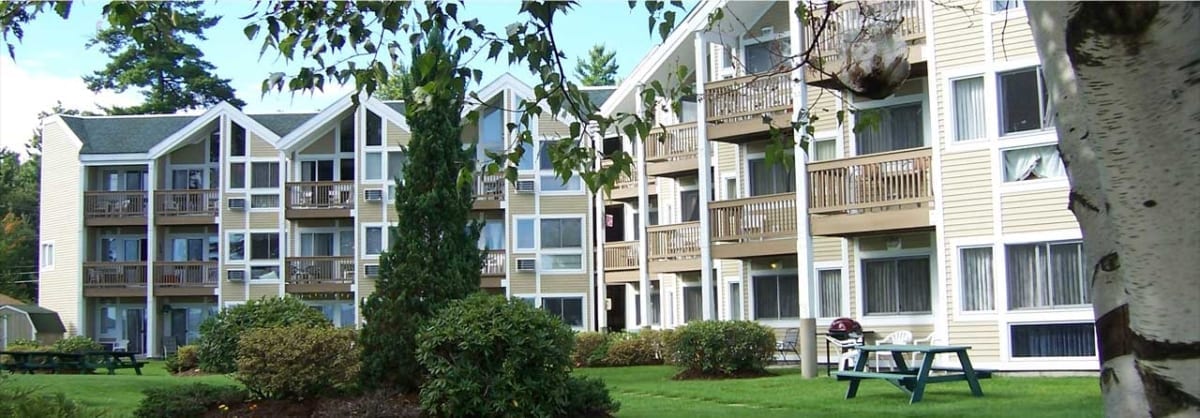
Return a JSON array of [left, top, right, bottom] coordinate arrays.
[[87, 351, 145, 375], [1, 351, 143, 375], [836, 344, 992, 404]]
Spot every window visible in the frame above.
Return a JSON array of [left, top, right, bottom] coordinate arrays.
[[538, 141, 582, 192], [40, 243, 54, 269], [811, 138, 837, 161], [300, 233, 335, 256], [479, 219, 505, 250], [250, 162, 279, 188], [516, 219, 535, 250], [387, 151, 407, 200], [1010, 323, 1096, 357], [960, 247, 995, 311], [753, 274, 799, 320], [340, 158, 355, 181], [856, 103, 923, 154], [723, 177, 738, 200], [542, 297, 584, 327], [231, 123, 247, 156], [817, 269, 842, 318], [952, 77, 986, 141], [229, 163, 245, 189], [743, 37, 790, 74], [364, 152, 382, 181], [300, 160, 335, 182], [680, 189, 700, 222], [339, 116, 355, 152], [517, 141, 534, 171], [683, 286, 703, 323], [649, 286, 662, 325], [647, 196, 659, 226], [479, 107, 505, 162], [209, 130, 221, 163], [171, 169, 203, 190], [540, 218, 582, 249], [541, 254, 582, 270], [228, 233, 245, 261], [250, 265, 280, 281], [364, 227, 383, 256], [999, 67, 1053, 135], [250, 194, 279, 208], [862, 257, 931, 315], [748, 157, 794, 196], [728, 283, 742, 320], [993, 0, 1020, 12], [1003, 145, 1066, 182], [366, 112, 382, 146], [1006, 241, 1088, 310], [249, 233, 279, 260]]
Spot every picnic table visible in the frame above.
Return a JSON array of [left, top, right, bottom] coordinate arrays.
[[0, 351, 144, 375], [836, 344, 992, 404], [88, 351, 145, 375]]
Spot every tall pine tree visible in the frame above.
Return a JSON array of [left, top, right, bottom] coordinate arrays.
[[84, 1, 244, 114], [358, 19, 482, 392], [573, 44, 619, 86]]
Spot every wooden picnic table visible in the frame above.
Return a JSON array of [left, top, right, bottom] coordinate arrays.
[[836, 344, 992, 404], [87, 351, 145, 375], [1, 351, 144, 375]]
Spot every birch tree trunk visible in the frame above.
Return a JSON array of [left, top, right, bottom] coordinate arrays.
[[1025, 3, 1200, 417]]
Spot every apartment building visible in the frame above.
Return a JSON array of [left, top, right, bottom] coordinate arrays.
[[37, 75, 609, 357], [596, 0, 1093, 371]]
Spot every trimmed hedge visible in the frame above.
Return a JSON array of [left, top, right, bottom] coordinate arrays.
[[573, 329, 673, 367], [165, 345, 199, 374], [196, 296, 332, 373], [51, 336, 103, 353], [572, 332, 610, 367], [133, 383, 246, 418], [235, 326, 360, 400], [668, 320, 775, 378]]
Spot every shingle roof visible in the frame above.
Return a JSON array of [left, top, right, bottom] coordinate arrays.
[[382, 101, 405, 115], [0, 304, 67, 334], [249, 113, 317, 137], [583, 87, 617, 108], [61, 115, 199, 155]]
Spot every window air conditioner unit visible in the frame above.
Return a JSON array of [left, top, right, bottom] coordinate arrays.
[[364, 188, 384, 202], [363, 264, 381, 278], [516, 258, 536, 272], [227, 269, 246, 282], [515, 180, 536, 193], [227, 198, 246, 211]]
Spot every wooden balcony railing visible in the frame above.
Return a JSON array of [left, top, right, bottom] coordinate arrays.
[[705, 71, 792, 126], [647, 222, 701, 260], [710, 193, 797, 242], [645, 124, 699, 162], [482, 249, 506, 276], [285, 256, 354, 284], [808, 147, 932, 214], [808, 1, 925, 73], [83, 262, 148, 287], [285, 182, 354, 210], [475, 173, 505, 201], [155, 189, 218, 218], [603, 241, 639, 271], [84, 191, 148, 219], [154, 261, 218, 287]]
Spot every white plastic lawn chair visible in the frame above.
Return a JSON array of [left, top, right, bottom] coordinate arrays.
[[873, 330, 913, 371], [824, 335, 861, 372]]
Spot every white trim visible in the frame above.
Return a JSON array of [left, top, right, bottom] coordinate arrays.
[[224, 230, 247, 264], [148, 102, 281, 158], [39, 241, 55, 271], [950, 239, 1000, 320], [360, 223, 386, 258], [812, 261, 845, 320], [80, 154, 151, 164]]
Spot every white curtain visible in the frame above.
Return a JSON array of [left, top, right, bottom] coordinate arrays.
[[812, 139, 837, 161], [897, 258, 931, 313], [856, 104, 923, 155], [1003, 145, 1066, 182], [818, 270, 842, 317], [1007, 244, 1048, 309], [1050, 243, 1087, 306], [683, 287, 703, 322], [960, 247, 994, 311], [864, 258, 930, 314], [863, 260, 898, 314], [953, 77, 986, 141]]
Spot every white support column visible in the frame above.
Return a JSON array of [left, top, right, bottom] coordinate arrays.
[[635, 85, 651, 328], [789, 0, 818, 378], [146, 159, 158, 358], [278, 151, 288, 298], [694, 32, 714, 321], [592, 123, 607, 332]]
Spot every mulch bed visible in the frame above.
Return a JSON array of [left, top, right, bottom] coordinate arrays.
[[202, 392, 421, 418], [672, 368, 776, 380]]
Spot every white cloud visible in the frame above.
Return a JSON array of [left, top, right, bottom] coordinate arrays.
[[0, 56, 141, 153]]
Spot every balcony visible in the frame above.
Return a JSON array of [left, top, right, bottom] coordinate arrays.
[[647, 222, 701, 273], [808, 147, 934, 236], [153, 261, 218, 296], [645, 124, 699, 177], [709, 193, 798, 259], [285, 256, 354, 293], [480, 250, 506, 288], [704, 72, 793, 143], [474, 173, 505, 211], [155, 190, 218, 225], [285, 181, 354, 219], [84, 191, 148, 226], [805, 1, 927, 89], [83, 262, 147, 297], [605, 162, 654, 201], [601, 241, 639, 283]]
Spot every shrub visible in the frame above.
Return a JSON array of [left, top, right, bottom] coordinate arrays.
[[669, 320, 776, 378], [417, 294, 590, 418], [0, 377, 98, 418], [604, 337, 659, 366], [562, 376, 620, 418], [573, 332, 610, 367], [50, 336, 102, 353], [133, 383, 246, 418], [196, 296, 332, 373], [165, 345, 199, 374], [639, 328, 677, 364], [235, 325, 359, 400], [6, 339, 40, 350]]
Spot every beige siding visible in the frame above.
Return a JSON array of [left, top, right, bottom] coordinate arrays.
[[508, 194, 535, 214], [1001, 188, 1077, 234], [991, 14, 1038, 63], [221, 275, 248, 302], [510, 273, 536, 294], [948, 321, 1001, 363], [248, 212, 278, 229], [249, 134, 276, 157], [716, 142, 737, 178], [170, 141, 207, 164], [38, 120, 83, 335], [357, 196, 385, 223], [747, 2, 789, 38], [941, 150, 994, 238], [932, 0, 986, 69], [809, 86, 840, 133], [541, 274, 588, 294], [813, 237, 842, 262], [357, 278, 376, 299], [300, 130, 335, 155], [846, 243, 857, 315], [248, 284, 279, 300], [386, 121, 410, 147], [537, 114, 571, 139], [540, 196, 587, 214]]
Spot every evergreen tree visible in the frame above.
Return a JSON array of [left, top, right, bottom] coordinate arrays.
[[374, 64, 411, 102], [84, 1, 244, 114], [358, 19, 482, 392], [573, 44, 619, 86]]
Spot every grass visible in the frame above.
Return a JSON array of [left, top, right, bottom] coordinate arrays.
[[2, 362, 1100, 418]]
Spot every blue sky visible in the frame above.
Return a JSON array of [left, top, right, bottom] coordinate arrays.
[[0, 0, 697, 152]]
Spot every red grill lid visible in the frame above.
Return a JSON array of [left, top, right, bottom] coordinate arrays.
[[829, 317, 862, 334]]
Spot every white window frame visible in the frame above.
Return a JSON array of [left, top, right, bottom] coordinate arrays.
[[537, 215, 586, 274], [990, 0, 1023, 14], [535, 138, 584, 195], [513, 216, 537, 252], [854, 245, 936, 326], [809, 131, 841, 162], [226, 161, 247, 192], [814, 261, 847, 320], [848, 82, 929, 157], [950, 237, 1000, 319], [225, 231, 246, 263], [947, 74, 989, 145], [39, 241, 54, 271], [247, 158, 283, 212], [1005, 320, 1099, 368], [295, 154, 340, 182], [296, 226, 354, 257], [247, 231, 281, 262], [166, 164, 213, 190], [997, 66, 1054, 139], [745, 260, 799, 328], [743, 152, 796, 197], [361, 223, 386, 258], [539, 293, 588, 331], [726, 279, 743, 321], [739, 27, 790, 76], [385, 148, 408, 202]]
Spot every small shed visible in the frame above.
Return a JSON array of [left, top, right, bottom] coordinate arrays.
[[1, 303, 67, 348]]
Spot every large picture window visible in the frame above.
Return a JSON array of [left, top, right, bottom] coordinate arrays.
[[538, 141, 582, 192], [250, 162, 279, 188], [1006, 241, 1087, 310], [249, 233, 279, 260], [862, 257, 931, 315], [542, 297, 584, 327], [748, 157, 794, 196], [753, 274, 799, 320], [856, 103, 924, 155], [1010, 323, 1096, 357]]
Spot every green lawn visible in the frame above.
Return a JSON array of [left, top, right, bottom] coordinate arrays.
[[3, 363, 1100, 418]]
